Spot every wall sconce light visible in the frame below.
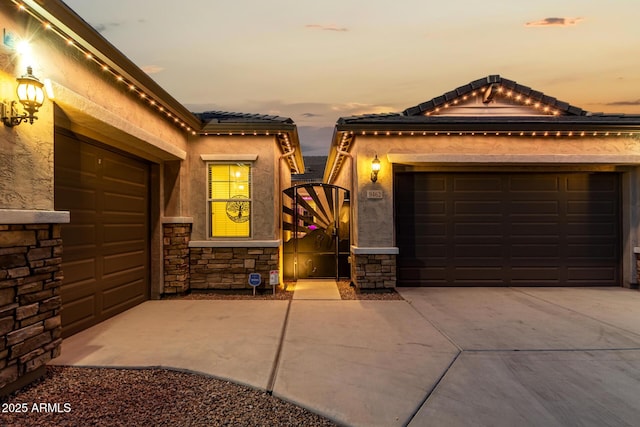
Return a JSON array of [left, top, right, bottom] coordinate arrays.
[[371, 154, 381, 183], [2, 66, 45, 127]]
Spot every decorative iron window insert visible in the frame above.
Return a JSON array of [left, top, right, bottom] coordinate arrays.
[[208, 163, 252, 237]]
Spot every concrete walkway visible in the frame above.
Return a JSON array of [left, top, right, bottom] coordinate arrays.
[[51, 284, 640, 427], [292, 278, 342, 300]]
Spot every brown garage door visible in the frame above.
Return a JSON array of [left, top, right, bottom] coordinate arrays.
[[55, 130, 150, 337], [395, 172, 620, 286]]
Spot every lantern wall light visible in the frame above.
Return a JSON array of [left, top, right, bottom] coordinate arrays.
[[1, 66, 45, 127], [371, 154, 381, 183]]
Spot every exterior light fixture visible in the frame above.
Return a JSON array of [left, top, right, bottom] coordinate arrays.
[[371, 154, 381, 183], [2, 67, 45, 127]]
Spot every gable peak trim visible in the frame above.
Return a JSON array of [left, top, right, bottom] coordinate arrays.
[[403, 75, 587, 117]]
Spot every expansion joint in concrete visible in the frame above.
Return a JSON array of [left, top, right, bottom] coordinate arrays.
[[266, 299, 293, 394]]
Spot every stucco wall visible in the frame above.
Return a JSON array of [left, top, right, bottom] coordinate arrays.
[[345, 134, 640, 250], [188, 135, 280, 241], [0, 70, 55, 210]]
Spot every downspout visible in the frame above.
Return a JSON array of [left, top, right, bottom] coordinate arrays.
[[278, 146, 297, 288]]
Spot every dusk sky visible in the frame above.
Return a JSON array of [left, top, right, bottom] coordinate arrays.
[[63, 0, 640, 155]]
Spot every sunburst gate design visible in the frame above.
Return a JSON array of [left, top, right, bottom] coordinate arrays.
[[225, 195, 250, 223], [282, 184, 350, 279]]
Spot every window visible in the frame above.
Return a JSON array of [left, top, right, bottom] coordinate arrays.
[[208, 163, 251, 237]]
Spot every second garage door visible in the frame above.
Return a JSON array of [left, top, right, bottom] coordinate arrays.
[[395, 172, 620, 287], [55, 130, 150, 337]]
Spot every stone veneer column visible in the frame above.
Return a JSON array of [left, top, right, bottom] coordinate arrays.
[[190, 245, 279, 290], [0, 221, 66, 396], [162, 222, 192, 294], [350, 247, 398, 289]]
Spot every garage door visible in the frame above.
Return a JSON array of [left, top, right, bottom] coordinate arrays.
[[55, 130, 150, 337], [395, 172, 620, 286]]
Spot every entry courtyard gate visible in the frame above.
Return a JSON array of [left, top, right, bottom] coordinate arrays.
[[283, 184, 350, 279]]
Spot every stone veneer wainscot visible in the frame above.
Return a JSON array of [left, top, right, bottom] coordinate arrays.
[[0, 221, 67, 395], [351, 247, 398, 289], [189, 241, 279, 290], [162, 221, 192, 294]]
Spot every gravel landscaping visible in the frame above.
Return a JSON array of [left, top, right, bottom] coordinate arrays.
[[162, 281, 403, 301], [1, 366, 337, 427], [162, 284, 295, 300], [336, 280, 404, 300]]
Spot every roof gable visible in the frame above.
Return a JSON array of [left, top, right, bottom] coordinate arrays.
[[403, 75, 587, 117]]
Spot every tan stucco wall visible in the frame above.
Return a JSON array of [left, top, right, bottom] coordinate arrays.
[[0, 68, 55, 210], [332, 133, 640, 286], [188, 135, 281, 241]]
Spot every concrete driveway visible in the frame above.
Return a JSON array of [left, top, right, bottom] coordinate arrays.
[[400, 287, 640, 427], [51, 286, 640, 427]]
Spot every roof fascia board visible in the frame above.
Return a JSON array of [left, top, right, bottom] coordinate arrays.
[[201, 122, 298, 133], [336, 121, 640, 133]]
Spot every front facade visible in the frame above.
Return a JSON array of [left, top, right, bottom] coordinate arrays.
[[0, 1, 302, 394], [325, 75, 640, 289]]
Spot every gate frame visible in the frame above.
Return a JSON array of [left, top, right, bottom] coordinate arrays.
[[282, 183, 350, 280]]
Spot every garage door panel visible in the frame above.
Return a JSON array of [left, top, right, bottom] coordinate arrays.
[[567, 244, 617, 259], [454, 177, 502, 191], [566, 175, 618, 192], [454, 244, 502, 258], [104, 192, 147, 213], [511, 222, 560, 236], [411, 200, 447, 214], [103, 156, 147, 183], [103, 250, 146, 275], [61, 295, 96, 332], [55, 187, 97, 210], [511, 244, 559, 258], [566, 223, 617, 237], [567, 201, 617, 215], [510, 176, 559, 191], [410, 222, 446, 236], [455, 222, 503, 236], [511, 267, 560, 280], [103, 224, 146, 244], [511, 201, 559, 215], [568, 267, 617, 282], [395, 172, 620, 286], [454, 201, 501, 215], [413, 243, 447, 258], [55, 130, 149, 337], [60, 224, 96, 248], [399, 267, 446, 286], [61, 257, 96, 284], [455, 267, 504, 281]]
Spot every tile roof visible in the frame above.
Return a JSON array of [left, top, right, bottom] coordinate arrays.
[[196, 111, 295, 124], [194, 110, 304, 174], [291, 156, 327, 183]]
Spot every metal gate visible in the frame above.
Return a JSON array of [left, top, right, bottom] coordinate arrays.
[[282, 184, 350, 279]]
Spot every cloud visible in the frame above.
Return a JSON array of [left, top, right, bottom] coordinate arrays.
[[330, 102, 395, 116], [141, 65, 164, 74], [606, 99, 640, 106], [302, 113, 323, 118], [305, 24, 349, 32], [525, 17, 584, 27]]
